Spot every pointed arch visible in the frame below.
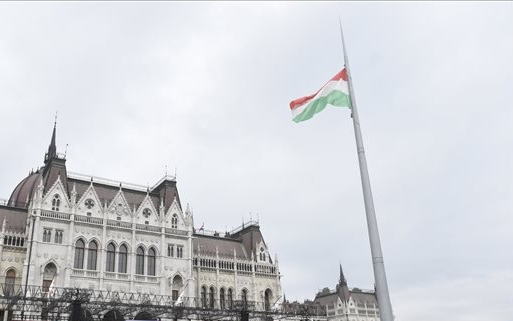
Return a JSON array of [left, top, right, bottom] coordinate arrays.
[[4, 268, 16, 295], [118, 243, 128, 273], [106, 242, 116, 272], [209, 286, 216, 308], [227, 288, 234, 309], [51, 194, 61, 211], [241, 288, 248, 306], [147, 247, 156, 276], [87, 240, 98, 270], [264, 288, 273, 311], [136, 246, 145, 275], [219, 287, 226, 309], [201, 285, 207, 308], [171, 275, 183, 301], [74, 238, 85, 269], [42, 263, 57, 292]]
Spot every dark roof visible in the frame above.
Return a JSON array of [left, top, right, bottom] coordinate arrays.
[[314, 286, 377, 305], [8, 171, 42, 208], [0, 205, 28, 233], [350, 290, 377, 305], [193, 235, 248, 259]]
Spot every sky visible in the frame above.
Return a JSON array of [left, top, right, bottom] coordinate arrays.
[[0, 1, 511, 320]]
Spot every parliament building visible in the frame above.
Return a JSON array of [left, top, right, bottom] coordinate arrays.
[[0, 123, 282, 320]]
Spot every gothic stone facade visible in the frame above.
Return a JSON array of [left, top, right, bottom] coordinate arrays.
[[313, 267, 380, 321], [0, 124, 282, 318]]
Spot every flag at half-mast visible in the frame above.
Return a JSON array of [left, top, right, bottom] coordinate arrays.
[[289, 68, 351, 123]]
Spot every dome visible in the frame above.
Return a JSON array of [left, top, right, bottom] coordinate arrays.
[[8, 170, 42, 208]]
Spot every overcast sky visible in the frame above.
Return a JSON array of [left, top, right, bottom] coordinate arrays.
[[0, 2, 511, 320]]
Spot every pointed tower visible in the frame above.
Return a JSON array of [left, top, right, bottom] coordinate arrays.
[[44, 120, 58, 164], [337, 263, 351, 303], [41, 120, 69, 197], [339, 263, 347, 286]]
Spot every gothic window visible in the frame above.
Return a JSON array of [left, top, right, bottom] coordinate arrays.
[[118, 244, 128, 273], [4, 269, 16, 296], [74, 239, 85, 269], [209, 286, 215, 308], [172, 275, 183, 301], [220, 288, 226, 309], [43, 228, 52, 242], [87, 241, 98, 270], [167, 244, 174, 257], [227, 288, 233, 309], [171, 214, 178, 229], [136, 246, 145, 275], [42, 263, 57, 293], [85, 199, 95, 209], [264, 289, 272, 311], [54, 230, 63, 244], [147, 248, 156, 276], [143, 208, 151, 218], [177, 245, 183, 258], [260, 247, 266, 262], [241, 289, 248, 306], [51, 194, 60, 211], [201, 286, 207, 308], [106, 242, 116, 272]]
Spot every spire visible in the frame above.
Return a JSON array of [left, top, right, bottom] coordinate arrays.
[[44, 118, 58, 164], [339, 263, 347, 286]]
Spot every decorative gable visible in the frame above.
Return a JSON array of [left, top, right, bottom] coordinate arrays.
[[42, 176, 71, 212], [256, 240, 269, 263], [76, 184, 103, 217], [106, 189, 132, 220], [164, 197, 184, 229], [134, 195, 160, 225]]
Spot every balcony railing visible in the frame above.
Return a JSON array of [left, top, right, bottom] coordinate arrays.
[[107, 219, 132, 229], [135, 224, 161, 233], [165, 228, 188, 236], [75, 215, 103, 225], [41, 210, 71, 221]]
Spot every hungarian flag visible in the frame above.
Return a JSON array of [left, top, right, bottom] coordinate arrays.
[[289, 68, 351, 123]]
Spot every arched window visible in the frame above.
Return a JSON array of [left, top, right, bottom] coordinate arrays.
[[74, 239, 85, 269], [136, 246, 145, 275], [118, 244, 128, 273], [87, 241, 98, 270], [51, 194, 61, 211], [241, 289, 248, 306], [201, 286, 207, 308], [220, 288, 226, 310], [209, 286, 215, 308], [172, 275, 183, 301], [42, 263, 57, 293], [228, 288, 233, 309], [147, 248, 156, 276], [265, 289, 272, 311], [106, 243, 116, 272], [43, 228, 52, 242], [171, 214, 178, 229], [4, 269, 16, 295]]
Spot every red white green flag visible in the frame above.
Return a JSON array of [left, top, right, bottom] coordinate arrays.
[[289, 68, 351, 123]]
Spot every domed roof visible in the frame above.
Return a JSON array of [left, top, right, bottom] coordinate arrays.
[[8, 170, 42, 208]]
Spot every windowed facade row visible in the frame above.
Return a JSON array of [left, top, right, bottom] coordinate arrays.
[[43, 228, 63, 244], [200, 286, 250, 309], [73, 240, 173, 276], [167, 244, 184, 258]]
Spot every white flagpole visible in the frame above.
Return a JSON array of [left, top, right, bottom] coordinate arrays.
[[338, 19, 394, 321]]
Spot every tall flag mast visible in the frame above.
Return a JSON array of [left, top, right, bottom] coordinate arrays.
[[288, 22, 394, 321], [339, 19, 394, 321]]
